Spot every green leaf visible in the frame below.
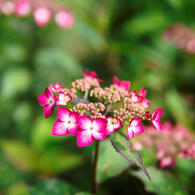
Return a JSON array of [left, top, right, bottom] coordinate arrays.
[[38, 152, 84, 174], [166, 90, 192, 127], [0, 152, 23, 189], [75, 192, 91, 195], [5, 182, 29, 195], [1, 140, 38, 172], [109, 132, 150, 180], [97, 140, 129, 183], [1, 68, 32, 99], [132, 167, 188, 195], [30, 179, 78, 195]]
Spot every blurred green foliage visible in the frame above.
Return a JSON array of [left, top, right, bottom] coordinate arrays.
[[0, 0, 195, 194]]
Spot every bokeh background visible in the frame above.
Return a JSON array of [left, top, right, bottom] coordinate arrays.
[[0, 0, 195, 194]]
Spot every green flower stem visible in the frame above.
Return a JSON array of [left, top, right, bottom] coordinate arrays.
[[92, 141, 100, 195]]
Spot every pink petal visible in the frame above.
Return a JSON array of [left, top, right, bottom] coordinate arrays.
[[92, 118, 107, 132], [57, 107, 70, 121], [78, 116, 92, 130], [113, 76, 130, 91], [49, 82, 63, 92], [152, 120, 162, 131], [52, 120, 68, 136], [139, 88, 147, 97], [130, 118, 142, 126], [45, 87, 53, 98], [68, 124, 79, 136], [120, 81, 130, 91], [113, 76, 120, 86], [105, 117, 122, 135], [126, 126, 134, 140], [67, 112, 80, 136], [43, 104, 55, 118], [56, 92, 72, 106], [152, 109, 163, 121], [129, 118, 144, 135], [38, 93, 49, 106], [92, 131, 106, 140], [82, 69, 97, 79], [77, 130, 94, 147]]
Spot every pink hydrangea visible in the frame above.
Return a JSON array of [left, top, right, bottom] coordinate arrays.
[[56, 92, 72, 106], [52, 107, 79, 136], [77, 116, 106, 147], [38, 69, 163, 147], [38, 87, 56, 118], [105, 117, 123, 135], [126, 118, 144, 140]]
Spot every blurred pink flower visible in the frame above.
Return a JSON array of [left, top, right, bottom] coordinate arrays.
[[55, 10, 74, 29], [1, 1, 15, 15], [160, 156, 175, 168], [34, 7, 51, 26], [15, 0, 31, 17]]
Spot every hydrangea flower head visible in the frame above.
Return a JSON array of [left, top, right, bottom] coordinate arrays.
[[38, 69, 163, 147]]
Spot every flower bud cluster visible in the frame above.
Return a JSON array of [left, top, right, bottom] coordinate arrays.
[[73, 102, 105, 118]]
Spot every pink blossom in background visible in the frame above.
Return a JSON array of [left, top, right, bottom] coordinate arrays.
[[55, 10, 74, 29], [15, 0, 31, 17], [127, 118, 144, 140], [34, 7, 51, 26], [164, 23, 195, 54], [133, 122, 195, 168], [1, 1, 15, 15], [105, 117, 122, 135], [77, 116, 106, 147], [38, 87, 56, 118], [160, 156, 176, 168], [52, 107, 79, 136]]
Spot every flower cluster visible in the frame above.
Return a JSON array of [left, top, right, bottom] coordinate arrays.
[[38, 70, 163, 147], [0, 0, 74, 28], [133, 122, 195, 168], [164, 23, 195, 54]]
